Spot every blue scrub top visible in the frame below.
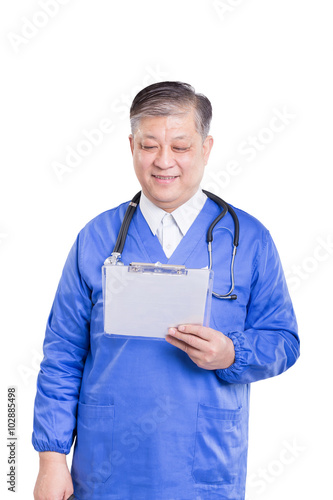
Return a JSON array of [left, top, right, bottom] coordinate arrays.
[[32, 197, 299, 500]]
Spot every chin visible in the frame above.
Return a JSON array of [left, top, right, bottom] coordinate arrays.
[[150, 185, 178, 199]]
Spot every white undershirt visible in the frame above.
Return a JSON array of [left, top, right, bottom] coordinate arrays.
[[139, 189, 207, 258]]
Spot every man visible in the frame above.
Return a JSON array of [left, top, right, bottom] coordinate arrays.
[[33, 81, 300, 499]]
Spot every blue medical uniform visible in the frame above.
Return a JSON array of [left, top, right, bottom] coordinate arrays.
[[32, 197, 300, 499]]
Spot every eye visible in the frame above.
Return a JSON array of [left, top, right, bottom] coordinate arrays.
[[141, 145, 157, 150], [173, 147, 189, 152]]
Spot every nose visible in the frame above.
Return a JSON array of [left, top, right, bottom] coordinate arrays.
[[153, 146, 176, 169]]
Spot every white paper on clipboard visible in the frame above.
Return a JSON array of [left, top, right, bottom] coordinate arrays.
[[102, 262, 214, 339]]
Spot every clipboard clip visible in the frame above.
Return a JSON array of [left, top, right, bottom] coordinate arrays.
[[128, 262, 188, 275]]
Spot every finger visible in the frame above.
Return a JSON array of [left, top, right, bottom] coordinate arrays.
[[165, 335, 206, 368], [165, 334, 200, 356], [177, 324, 213, 341], [167, 328, 207, 350]]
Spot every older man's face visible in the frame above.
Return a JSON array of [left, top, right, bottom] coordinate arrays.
[[129, 109, 213, 212]]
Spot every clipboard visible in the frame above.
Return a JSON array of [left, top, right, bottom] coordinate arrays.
[[102, 261, 214, 340]]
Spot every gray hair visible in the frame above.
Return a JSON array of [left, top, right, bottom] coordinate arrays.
[[129, 81, 212, 140]]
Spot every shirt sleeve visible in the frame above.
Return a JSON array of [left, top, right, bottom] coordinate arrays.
[[216, 230, 300, 384], [32, 233, 92, 454]]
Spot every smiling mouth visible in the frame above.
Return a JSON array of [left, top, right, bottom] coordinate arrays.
[[152, 175, 178, 180]]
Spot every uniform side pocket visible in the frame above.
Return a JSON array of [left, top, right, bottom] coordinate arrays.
[[72, 402, 115, 483], [192, 403, 242, 485]]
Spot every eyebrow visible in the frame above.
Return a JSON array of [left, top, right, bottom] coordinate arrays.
[[142, 134, 157, 139], [141, 134, 190, 140]]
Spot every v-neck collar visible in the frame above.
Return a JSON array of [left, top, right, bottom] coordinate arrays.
[[130, 198, 220, 267], [139, 189, 207, 238]]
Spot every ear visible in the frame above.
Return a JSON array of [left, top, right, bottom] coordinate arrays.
[[203, 135, 214, 165], [129, 134, 134, 156]]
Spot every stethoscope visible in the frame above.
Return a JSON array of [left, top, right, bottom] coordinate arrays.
[[110, 190, 239, 300]]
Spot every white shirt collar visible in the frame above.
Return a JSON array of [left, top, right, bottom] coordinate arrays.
[[139, 188, 207, 236]]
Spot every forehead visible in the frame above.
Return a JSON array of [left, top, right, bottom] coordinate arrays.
[[135, 110, 198, 140]]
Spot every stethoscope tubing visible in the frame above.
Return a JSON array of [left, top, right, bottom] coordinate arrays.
[[112, 190, 239, 300]]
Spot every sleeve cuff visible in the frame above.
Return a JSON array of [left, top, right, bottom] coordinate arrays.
[[31, 435, 72, 455], [215, 331, 249, 384]]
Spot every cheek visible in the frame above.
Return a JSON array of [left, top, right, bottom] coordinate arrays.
[[181, 156, 205, 179], [134, 154, 150, 176]]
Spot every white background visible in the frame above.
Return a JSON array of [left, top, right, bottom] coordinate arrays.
[[1, 0, 332, 498]]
